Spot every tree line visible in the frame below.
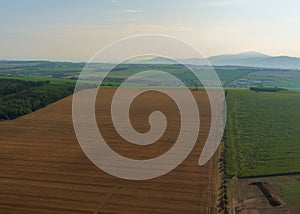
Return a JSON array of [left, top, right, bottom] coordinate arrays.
[[0, 79, 74, 120]]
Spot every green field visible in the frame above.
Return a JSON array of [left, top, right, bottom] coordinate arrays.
[[0, 61, 261, 87], [225, 89, 300, 177], [264, 176, 300, 206], [0, 75, 77, 84], [2, 61, 300, 89], [108, 64, 255, 86]]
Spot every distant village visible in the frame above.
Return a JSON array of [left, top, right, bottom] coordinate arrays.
[[228, 78, 274, 88]]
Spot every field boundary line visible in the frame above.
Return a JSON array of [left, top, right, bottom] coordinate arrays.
[[238, 172, 300, 179]]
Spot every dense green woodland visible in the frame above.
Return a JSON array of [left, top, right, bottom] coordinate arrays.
[[0, 79, 74, 120]]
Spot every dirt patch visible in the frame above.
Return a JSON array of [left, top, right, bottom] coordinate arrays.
[[251, 182, 281, 206], [230, 176, 299, 214]]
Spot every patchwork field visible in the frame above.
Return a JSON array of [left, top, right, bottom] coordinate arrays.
[[0, 88, 220, 214]]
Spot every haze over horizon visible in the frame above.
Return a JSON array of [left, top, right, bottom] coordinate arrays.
[[1, 0, 299, 61]]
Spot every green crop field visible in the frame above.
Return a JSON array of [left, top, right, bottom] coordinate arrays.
[[263, 176, 300, 206], [225, 89, 300, 178], [108, 64, 256, 86], [0, 75, 77, 84], [0, 61, 261, 87]]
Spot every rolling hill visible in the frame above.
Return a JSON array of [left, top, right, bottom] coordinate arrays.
[[208, 52, 300, 69], [135, 52, 300, 70]]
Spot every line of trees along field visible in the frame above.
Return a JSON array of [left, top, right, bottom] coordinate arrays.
[[0, 79, 74, 120]]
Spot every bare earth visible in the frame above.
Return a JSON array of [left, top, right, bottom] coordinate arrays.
[[231, 177, 300, 214], [0, 88, 220, 214]]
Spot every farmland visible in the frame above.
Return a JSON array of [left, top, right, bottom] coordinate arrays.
[[223, 89, 300, 214], [225, 89, 300, 178], [0, 88, 221, 214], [229, 175, 300, 214], [1, 62, 300, 213], [0, 60, 265, 86]]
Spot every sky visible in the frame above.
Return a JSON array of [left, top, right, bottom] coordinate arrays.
[[0, 0, 299, 61]]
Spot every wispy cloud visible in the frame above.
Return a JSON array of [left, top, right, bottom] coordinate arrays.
[[124, 9, 143, 13]]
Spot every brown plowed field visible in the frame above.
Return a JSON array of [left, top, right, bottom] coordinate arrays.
[[0, 88, 220, 214]]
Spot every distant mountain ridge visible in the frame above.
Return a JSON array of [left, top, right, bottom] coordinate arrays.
[[207, 51, 300, 69], [136, 51, 300, 70], [2, 52, 300, 70]]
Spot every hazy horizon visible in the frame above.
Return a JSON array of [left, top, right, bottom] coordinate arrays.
[[1, 51, 299, 64], [1, 0, 299, 61]]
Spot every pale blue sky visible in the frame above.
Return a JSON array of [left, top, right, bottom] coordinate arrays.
[[0, 0, 299, 61]]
